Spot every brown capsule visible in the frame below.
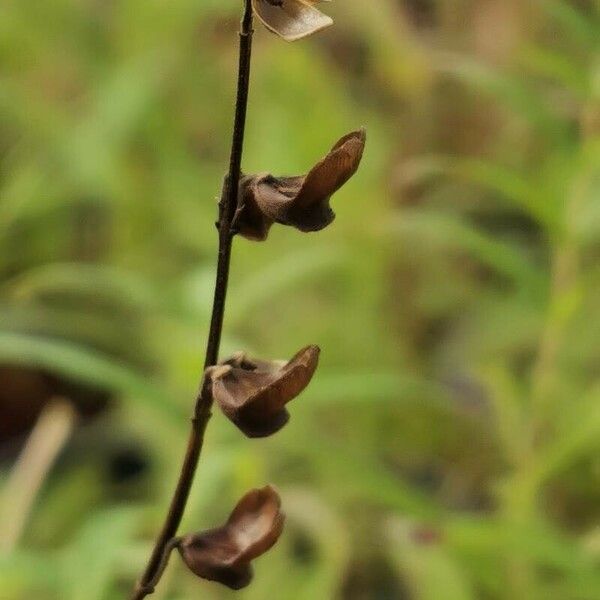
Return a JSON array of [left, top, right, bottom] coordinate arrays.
[[178, 486, 285, 590], [236, 129, 366, 241], [252, 0, 333, 42], [209, 345, 320, 437]]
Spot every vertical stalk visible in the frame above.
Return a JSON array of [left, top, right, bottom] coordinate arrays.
[[502, 108, 595, 600], [131, 3, 253, 598]]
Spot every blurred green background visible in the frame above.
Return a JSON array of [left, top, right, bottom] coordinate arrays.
[[0, 0, 599, 598]]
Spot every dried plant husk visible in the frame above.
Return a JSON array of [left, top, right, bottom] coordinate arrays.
[[209, 345, 320, 437], [252, 0, 333, 42], [236, 128, 366, 241], [178, 486, 285, 590]]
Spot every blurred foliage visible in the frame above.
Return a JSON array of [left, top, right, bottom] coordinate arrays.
[[0, 0, 599, 598]]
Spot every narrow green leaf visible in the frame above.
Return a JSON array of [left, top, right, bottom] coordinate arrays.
[[0, 331, 182, 424]]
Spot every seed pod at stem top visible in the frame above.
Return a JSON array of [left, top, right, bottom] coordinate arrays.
[[252, 0, 334, 42], [236, 128, 366, 241], [208, 345, 320, 437], [178, 486, 285, 590]]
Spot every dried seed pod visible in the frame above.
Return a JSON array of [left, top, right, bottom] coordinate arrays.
[[252, 0, 333, 42], [234, 174, 274, 241], [209, 345, 320, 437], [236, 129, 366, 240], [178, 486, 285, 590]]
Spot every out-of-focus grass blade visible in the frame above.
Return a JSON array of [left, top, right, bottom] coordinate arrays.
[[0, 303, 150, 362], [387, 209, 545, 292], [434, 53, 557, 132], [302, 370, 443, 408], [446, 516, 600, 585], [402, 155, 558, 232], [62, 53, 169, 193], [0, 550, 61, 599], [543, 0, 600, 48], [299, 439, 441, 519], [227, 246, 345, 327], [4, 262, 163, 311], [449, 159, 559, 231], [572, 140, 600, 244], [338, 0, 432, 97], [387, 517, 475, 600], [478, 365, 527, 466], [520, 45, 590, 96], [530, 384, 600, 486], [0, 331, 182, 424], [61, 507, 141, 600]]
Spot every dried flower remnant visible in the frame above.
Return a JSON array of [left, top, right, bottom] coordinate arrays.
[[132, 0, 363, 595], [236, 128, 366, 240], [252, 0, 334, 42], [208, 345, 320, 437], [178, 486, 285, 590]]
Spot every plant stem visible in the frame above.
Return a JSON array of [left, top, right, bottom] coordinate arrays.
[[131, 3, 254, 598]]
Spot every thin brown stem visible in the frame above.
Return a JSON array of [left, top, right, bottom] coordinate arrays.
[[130, 3, 254, 598]]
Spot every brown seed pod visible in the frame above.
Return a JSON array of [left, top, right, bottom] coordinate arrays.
[[178, 485, 285, 590], [208, 345, 320, 437], [252, 0, 333, 42], [235, 129, 366, 241]]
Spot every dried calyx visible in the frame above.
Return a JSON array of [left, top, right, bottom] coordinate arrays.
[[234, 129, 366, 241], [207, 345, 319, 437], [178, 486, 284, 590], [252, 0, 334, 42]]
